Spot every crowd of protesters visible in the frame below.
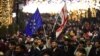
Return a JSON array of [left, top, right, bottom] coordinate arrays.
[[0, 17, 100, 56]]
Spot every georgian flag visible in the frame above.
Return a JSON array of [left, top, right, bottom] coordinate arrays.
[[56, 3, 68, 38]]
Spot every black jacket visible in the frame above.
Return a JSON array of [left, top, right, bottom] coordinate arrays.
[[88, 47, 100, 56], [46, 47, 66, 56], [30, 45, 47, 56]]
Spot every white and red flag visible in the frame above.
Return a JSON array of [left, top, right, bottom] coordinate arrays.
[[56, 3, 68, 38]]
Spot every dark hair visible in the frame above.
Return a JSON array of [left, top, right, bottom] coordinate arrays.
[[37, 38, 46, 44], [95, 40, 100, 44], [51, 40, 58, 43], [9, 41, 16, 45], [16, 44, 26, 51], [77, 48, 86, 55], [86, 40, 91, 42], [79, 41, 85, 44]]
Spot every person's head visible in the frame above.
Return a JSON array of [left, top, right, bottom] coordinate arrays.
[[78, 41, 85, 48], [64, 39, 70, 45], [15, 44, 26, 53], [15, 45, 22, 53], [86, 40, 91, 46], [9, 41, 16, 50], [95, 40, 100, 48], [75, 48, 86, 56], [42, 53, 50, 56], [51, 40, 58, 48], [33, 37, 39, 45], [26, 37, 31, 42], [25, 42, 32, 50], [37, 39, 44, 46]]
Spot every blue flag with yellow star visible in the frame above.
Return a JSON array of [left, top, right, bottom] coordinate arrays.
[[25, 8, 43, 36]]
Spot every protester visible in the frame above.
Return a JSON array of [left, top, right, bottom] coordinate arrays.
[[63, 39, 76, 56], [88, 40, 100, 56], [85, 40, 93, 56], [5, 41, 16, 56], [49, 40, 66, 56], [14, 44, 27, 56], [75, 48, 86, 56], [31, 39, 47, 56], [74, 41, 85, 56]]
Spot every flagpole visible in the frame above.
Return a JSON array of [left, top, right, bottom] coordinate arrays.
[[43, 24, 49, 47], [43, 24, 46, 37], [52, 15, 58, 32]]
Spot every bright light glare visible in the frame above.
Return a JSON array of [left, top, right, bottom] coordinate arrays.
[[12, 13, 16, 18], [22, 0, 99, 13], [23, 1, 64, 13]]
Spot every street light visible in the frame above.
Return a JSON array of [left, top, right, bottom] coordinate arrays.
[[12, 12, 16, 18]]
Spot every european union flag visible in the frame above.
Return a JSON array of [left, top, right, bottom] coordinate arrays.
[[25, 8, 43, 36]]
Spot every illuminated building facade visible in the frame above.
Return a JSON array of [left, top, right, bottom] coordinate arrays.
[[0, 0, 13, 26]]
